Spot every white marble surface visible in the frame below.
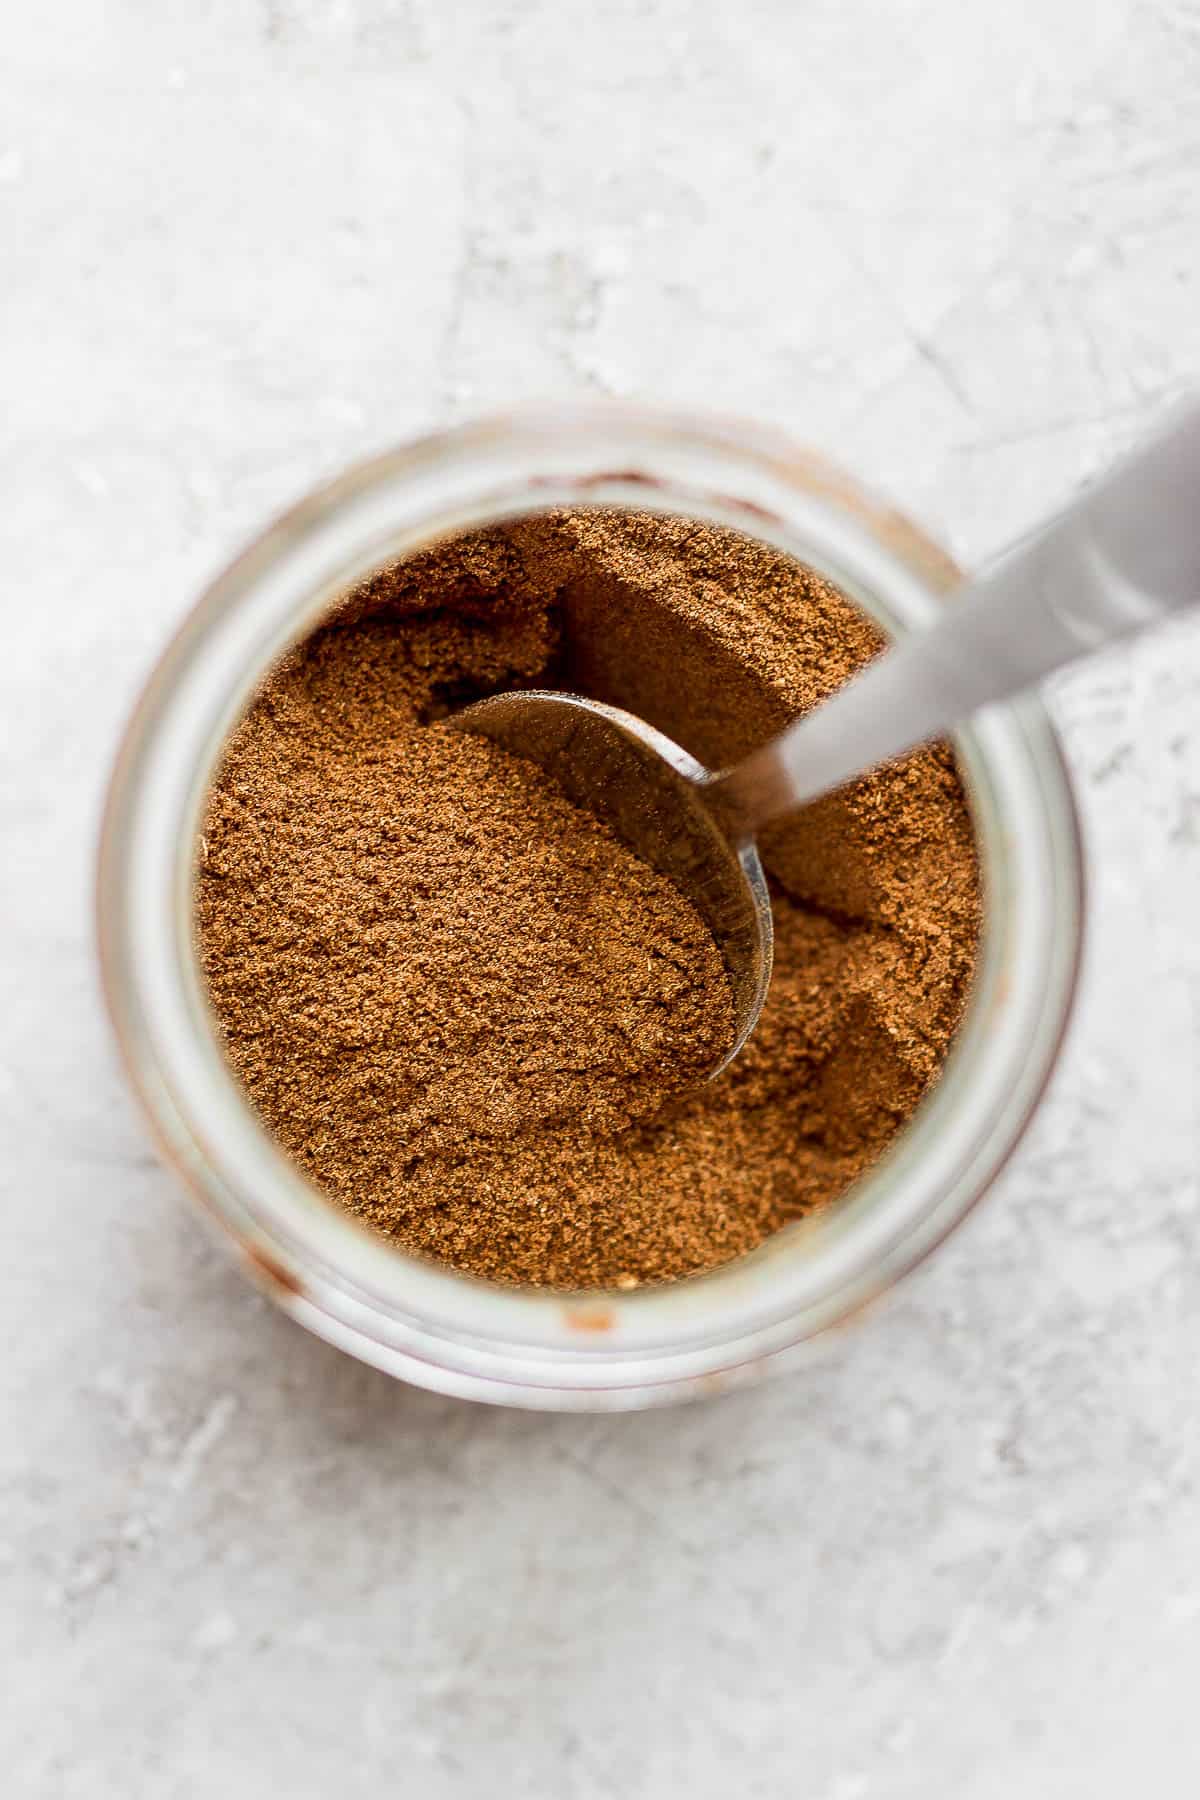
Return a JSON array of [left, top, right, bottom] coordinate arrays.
[[4, 2, 1200, 1793]]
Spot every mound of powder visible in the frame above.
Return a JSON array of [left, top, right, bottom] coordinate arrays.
[[196, 511, 981, 1288], [200, 720, 734, 1163]]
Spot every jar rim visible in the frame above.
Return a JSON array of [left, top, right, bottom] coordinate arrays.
[[96, 403, 1085, 1409]]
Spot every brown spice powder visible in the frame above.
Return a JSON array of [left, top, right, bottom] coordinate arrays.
[[196, 510, 981, 1289]]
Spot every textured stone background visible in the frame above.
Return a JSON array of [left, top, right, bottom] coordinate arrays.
[[4, 2, 1200, 1794]]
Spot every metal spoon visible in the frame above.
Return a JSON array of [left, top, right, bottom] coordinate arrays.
[[452, 400, 1200, 1075]]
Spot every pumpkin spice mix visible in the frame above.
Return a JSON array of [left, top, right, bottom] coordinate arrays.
[[196, 510, 980, 1289]]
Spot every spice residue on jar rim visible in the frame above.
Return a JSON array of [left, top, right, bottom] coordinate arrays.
[[196, 509, 981, 1290]]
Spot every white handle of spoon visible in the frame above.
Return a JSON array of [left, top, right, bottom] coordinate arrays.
[[713, 397, 1200, 834]]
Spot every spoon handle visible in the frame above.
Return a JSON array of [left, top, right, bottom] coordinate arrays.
[[713, 397, 1200, 834]]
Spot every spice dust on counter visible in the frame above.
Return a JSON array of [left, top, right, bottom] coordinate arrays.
[[197, 511, 981, 1289]]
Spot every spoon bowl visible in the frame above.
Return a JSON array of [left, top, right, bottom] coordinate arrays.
[[448, 691, 773, 1077]]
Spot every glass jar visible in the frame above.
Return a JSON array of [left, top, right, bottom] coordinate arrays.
[[96, 405, 1084, 1410]]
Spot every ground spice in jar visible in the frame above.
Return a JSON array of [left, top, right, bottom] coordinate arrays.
[[196, 510, 981, 1289]]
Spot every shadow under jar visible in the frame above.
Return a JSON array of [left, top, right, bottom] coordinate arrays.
[[97, 406, 1083, 1411]]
